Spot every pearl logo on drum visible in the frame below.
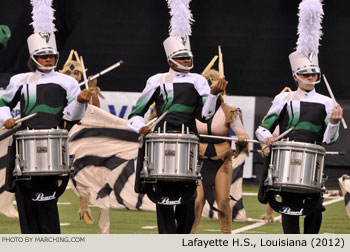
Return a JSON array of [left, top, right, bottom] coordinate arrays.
[[36, 146, 47, 153], [32, 192, 56, 201], [279, 207, 304, 216], [158, 197, 182, 205], [290, 158, 302, 166]]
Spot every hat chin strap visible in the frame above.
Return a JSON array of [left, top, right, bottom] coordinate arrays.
[[294, 73, 321, 85], [169, 58, 193, 71], [31, 55, 59, 71]]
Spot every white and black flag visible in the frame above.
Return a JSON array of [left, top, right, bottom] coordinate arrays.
[[0, 131, 18, 218], [68, 105, 155, 211], [339, 174, 350, 218]]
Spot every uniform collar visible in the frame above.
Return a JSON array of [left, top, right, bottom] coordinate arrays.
[[169, 68, 189, 77], [35, 69, 55, 77], [296, 87, 316, 98]]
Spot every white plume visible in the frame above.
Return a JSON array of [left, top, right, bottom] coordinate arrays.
[[296, 0, 324, 56], [166, 0, 194, 37], [30, 0, 56, 33]]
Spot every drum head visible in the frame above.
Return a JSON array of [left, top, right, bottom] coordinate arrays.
[[145, 181, 197, 205], [266, 190, 322, 216]]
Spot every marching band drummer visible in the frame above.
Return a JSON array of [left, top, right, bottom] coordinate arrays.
[[0, 1, 92, 234], [127, 1, 226, 234], [190, 69, 250, 234], [127, 35, 226, 233], [255, 0, 343, 234]]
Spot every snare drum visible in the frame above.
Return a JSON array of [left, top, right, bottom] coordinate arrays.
[[143, 132, 200, 182], [266, 140, 325, 193], [14, 128, 69, 176]]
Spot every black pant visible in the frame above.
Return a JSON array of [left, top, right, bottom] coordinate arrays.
[[281, 203, 323, 234], [156, 199, 195, 234], [15, 176, 66, 234]]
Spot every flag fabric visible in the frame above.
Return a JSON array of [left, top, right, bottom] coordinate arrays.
[[338, 174, 350, 218], [230, 163, 247, 221], [0, 132, 18, 218], [68, 105, 155, 212]]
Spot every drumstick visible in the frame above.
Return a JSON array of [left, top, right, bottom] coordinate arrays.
[[148, 110, 168, 131], [325, 151, 345, 155], [261, 126, 295, 151], [80, 56, 89, 91], [201, 56, 218, 76], [0, 113, 38, 130], [199, 134, 261, 144], [80, 56, 93, 112], [79, 60, 124, 87], [218, 45, 224, 78], [145, 117, 158, 127], [274, 126, 294, 141], [322, 74, 347, 129]]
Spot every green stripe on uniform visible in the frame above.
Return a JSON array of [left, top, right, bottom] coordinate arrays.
[[30, 105, 63, 115], [293, 121, 321, 133], [261, 114, 278, 130], [168, 104, 194, 114]]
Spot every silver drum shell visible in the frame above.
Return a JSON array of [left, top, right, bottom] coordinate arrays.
[[14, 129, 69, 176], [267, 141, 325, 193], [143, 132, 199, 182]]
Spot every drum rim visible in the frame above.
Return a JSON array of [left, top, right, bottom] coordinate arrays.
[[269, 182, 322, 192], [271, 140, 325, 152], [142, 175, 200, 182], [145, 132, 199, 140], [15, 128, 68, 136], [14, 172, 70, 177]]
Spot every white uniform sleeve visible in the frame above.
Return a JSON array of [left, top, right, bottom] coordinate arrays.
[[255, 126, 273, 143], [0, 106, 12, 126], [127, 116, 146, 133], [323, 122, 340, 144], [202, 94, 217, 120], [127, 75, 162, 133], [323, 100, 340, 144], [62, 78, 85, 121], [0, 75, 24, 125], [255, 94, 286, 143], [194, 74, 217, 120]]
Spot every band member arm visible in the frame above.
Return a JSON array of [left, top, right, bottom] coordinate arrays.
[[62, 82, 86, 121], [323, 122, 340, 144], [202, 93, 217, 120], [62, 99, 85, 121], [0, 107, 12, 125], [0, 75, 24, 125], [230, 116, 247, 136], [255, 126, 273, 143], [127, 115, 146, 133]]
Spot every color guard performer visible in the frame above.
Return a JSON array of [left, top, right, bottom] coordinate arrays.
[[59, 50, 110, 233], [60, 50, 97, 225], [190, 68, 249, 234]]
